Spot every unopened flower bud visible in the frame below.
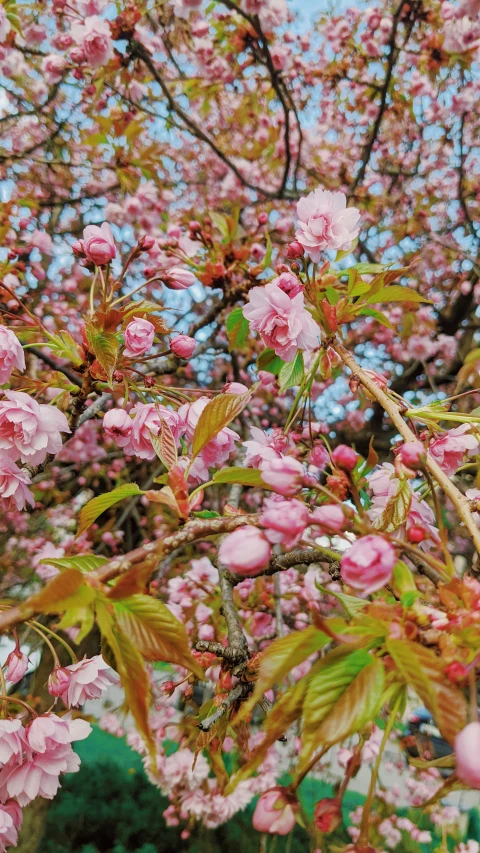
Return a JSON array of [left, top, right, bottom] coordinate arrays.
[[48, 666, 72, 697], [286, 241, 304, 259]]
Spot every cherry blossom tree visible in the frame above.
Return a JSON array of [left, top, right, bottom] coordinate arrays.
[[0, 0, 480, 849]]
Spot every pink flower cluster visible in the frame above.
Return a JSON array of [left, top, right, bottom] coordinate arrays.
[[295, 189, 361, 262], [48, 655, 118, 707], [243, 281, 319, 362]]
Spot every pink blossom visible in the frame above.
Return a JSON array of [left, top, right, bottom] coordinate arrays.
[[70, 16, 114, 68], [455, 722, 480, 787], [0, 720, 25, 764], [218, 527, 271, 576], [0, 456, 34, 511], [260, 496, 309, 548], [42, 54, 67, 84], [309, 504, 345, 532], [295, 189, 361, 262], [103, 408, 132, 446], [32, 543, 65, 580], [270, 271, 303, 298], [243, 427, 292, 468], [0, 327, 25, 385], [170, 335, 196, 358], [243, 282, 319, 362], [0, 391, 70, 466], [80, 222, 116, 265], [123, 318, 155, 357], [252, 788, 297, 835], [443, 17, 480, 52], [260, 456, 305, 496], [222, 382, 249, 394], [163, 267, 196, 290], [331, 444, 358, 471], [49, 655, 118, 707], [178, 397, 238, 469], [398, 441, 425, 469], [341, 535, 396, 595], [4, 649, 28, 685], [0, 6, 11, 42], [123, 402, 185, 459], [0, 801, 22, 853], [429, 424, 479, 476], [29, 230, 53, 255]]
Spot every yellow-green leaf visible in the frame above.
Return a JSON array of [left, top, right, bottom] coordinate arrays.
[[39, 555, 108, 573], [226, 308, 249, 350], [76, 483, 144, 538], [192, 392, 250, 458], [278, 351, 304, 392], [212, 467, 268, 487], [46, 331, 83, 366], [365, 285, 430, 305], [85, 323, 120, 385], [114, 594, 204, 679]]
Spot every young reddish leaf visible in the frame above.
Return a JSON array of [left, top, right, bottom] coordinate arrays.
[[167, 466, 190, 518], [192, 392, 250, 458], [106, 561, 154, 600], [235, 626, 328, 724], [114, 594, 204, 679], [149, 418, 178, 470], [386, 639, 467, 745], [22, 568, 84, 616], [76, 483, 144, 538]]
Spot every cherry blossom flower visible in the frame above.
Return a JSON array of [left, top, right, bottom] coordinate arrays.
[[0, 720, 25, 765], [260, 496, 309, 548], [4, 649, 28, 685], [260, 456, 305, 496], [70, 17, 114, 68], [252, 788, 297, 835], [243, 282, 319, 362], [218, 526, 271, 576], [0, 391, 70, 466], [429, 424, 479, 476], [455, 722, 480, 787], [170, 335, 196, 358], [0, 328, 25, 385], [123, 318, 155, 357], [0, 6, 11, 42], [122, 402, 185, 459], [47, 656, 118, 707], [295, 189, 361, 261], [243, 427, 292, 468], [0, 801, 22, 853], [341, 535, 396, 594], [0, 456, 34, 512]]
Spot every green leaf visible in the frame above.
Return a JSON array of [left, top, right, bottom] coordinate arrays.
[[76, 483, 144, 537], [85, 323, 120, 386], [315, 583, 368, 619], [392, 560, 417, 597], [278, 351, 304, 392], [257, 348, 285, 376], [357, 307, 394, 329], [262, 232, 273, 270], [235, 626, 328, 724], [299, 647, 382, 771], [212, 467, 268, 487], [192, 392, 250, 458], [210, 212, 230, 241], [39, 554, 109, 573], [365, 285, 430, 305], [114, 595, 204, 678], [353, 263, 385, 274], [386, 639, 467, 745], [45, 331, 83, 366], [226, 307, 249, 349], [149, 418, 178, 470], [409, 754, 456, 770]]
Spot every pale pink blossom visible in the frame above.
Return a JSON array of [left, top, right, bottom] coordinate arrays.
[[123, 318, 155, 357], [429, 424, 479, 476], [252, 788, 296, 835], [0, 391, 70, 466], [341, 535, 396, 595], [29, 230, 54, 255], [443, 16, 480, 52], [0, 720, 25, 764], [455, 722, 480, 787], [0, 6, 11, 43], [102, 408, 132, 446], [309, 504, 345, 533], [0, 801, 22, 853], [243, 427, 292, 468], [162, 267, 196, 290], [0, 456, 34, 511], [260, 496, 309, 549], [4, 649, 28, 685], [70, 16, 114, 68], [218, 526, 271, 576], [50, 655, 118, 707], [42, 54, 67, 84], [123, 402, 185, 459], [295, 189, 361, 261], [32, 542, 65, 581], [270, 271, 303, 298], [0, 327, 25, 385], [260, 456, 305, 496], [243, 282, 319, 362], [80, 222, 116, 265]]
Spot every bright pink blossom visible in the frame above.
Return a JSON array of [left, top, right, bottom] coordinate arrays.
[[455, 722, 480, 787], [123, 318, 155, 357], [243, 427, 292, 468], [81, 222, 116, 265], [296, 189, 361, 261], [260, 456, 305, 496], [48, 667, 72, 699], [0, 328, 25, 385], [341, 535, 396, 595], [0, 391, 70, 466], [70, 16, 114, 68], [429, 424, 479, 476], [243, 282, 319, 362], [398, 442, 426, 469], [331, 444, 358, 471], [163, 267, 196, 290], [42, 54, 67, 84], [252, 788, 297, 835], [170, 335, 196, 358], [222, 382, 249, 394], [50, 656, 118, 707], [4, 650, 28, 685], [260, 496, 309, 549], [309, 504, 345, 532], [0, 456, 34, 511], [218, 526, 271, 576], [271, 271, 303, 298]]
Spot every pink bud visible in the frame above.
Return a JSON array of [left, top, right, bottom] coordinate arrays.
[[163, 267, 196, 290], [222, 382, 249, 394], [314, 797, 342, 833], [170, 334, 196, 359], [4, 649, 28, 684], [218, 526, 271, 576], [48, 666, 72, 697], [258, 212, 269, 225], [72, 240, 85, 257], [341, 535, 396, 595], [82, 222, 116, 266], [140, 235, 155, 251], [252, 788, 297, 835], [398, 442, 426, 469], [309, 504, 345, 532], [331, 444, 358, 472], [455, 722, 480, 788], [286, 241, 304, 259], [260, 456, 305, 497]]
